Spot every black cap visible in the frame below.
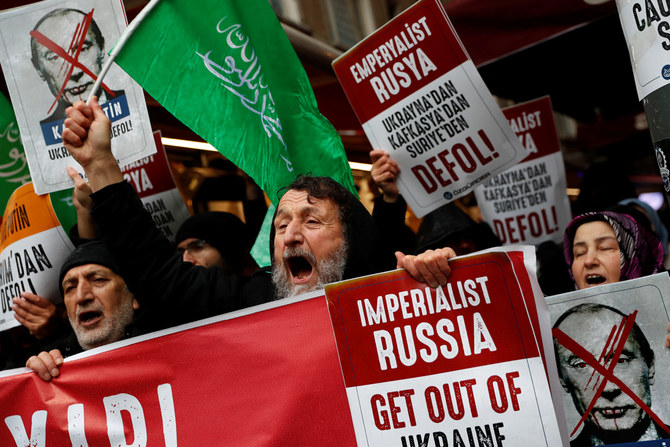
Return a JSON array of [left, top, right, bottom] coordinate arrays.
[[175, 212, 253, 262], [59, 240, 120, 293]]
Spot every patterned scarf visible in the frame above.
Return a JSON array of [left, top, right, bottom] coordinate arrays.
[[563, 211, 664, 284]]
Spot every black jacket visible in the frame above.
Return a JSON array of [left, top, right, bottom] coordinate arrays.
[[91, 182, 275, 333]]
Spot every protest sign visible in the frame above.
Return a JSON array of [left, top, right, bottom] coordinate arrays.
[[121, 132, 190, 242], [474, 96, 572, 246], [0, 183, 74, 332], [0, 94, 31, 212], [615, 0, 670, 100], [546, 274, 670, 446], [0, 0, 156, 195], [326, 246, 565, 446], [112, 0, 355, 205], [0, 93, 77, 234], [332, 0, 526, 217], [0, 294, 358, 445]]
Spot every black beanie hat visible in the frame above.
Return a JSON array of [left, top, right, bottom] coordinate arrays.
[[175, 212, 253, 262], [59, 240, 120, 292]]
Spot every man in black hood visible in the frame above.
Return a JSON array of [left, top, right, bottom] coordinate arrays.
[[270, 175, 391, 299], [176, 211, 258, 277]]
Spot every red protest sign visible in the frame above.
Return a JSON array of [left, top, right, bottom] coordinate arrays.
[[326, 247, 565, 446], [0, 297, 357, 445], [120, 132, 190, 242], [333, 0, 467, 123], [333, 0, 526, 217], [474, 96, 572, 246], [120, 132, 178, 198], [503, 96, 561, 163]]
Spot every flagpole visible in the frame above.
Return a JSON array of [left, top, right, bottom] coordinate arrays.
[[86, 0, 163, 105]]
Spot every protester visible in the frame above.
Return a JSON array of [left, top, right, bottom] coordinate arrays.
[[553, 303, 670, 445], [369, 149, 417, 257], [369, 148, 499, 256], [26, 240, 139, 381], [175, 211, 258, 276], [55, 97, 454, 352], [563, 210, 670, 349], [563, 211, 664, 290]]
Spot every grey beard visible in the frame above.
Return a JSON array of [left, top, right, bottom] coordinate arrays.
[[272, 241, 348, 300], [71, 289, 135, 350]]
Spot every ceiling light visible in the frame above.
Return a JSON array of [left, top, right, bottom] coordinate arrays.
[[162, 137, 373, 172]]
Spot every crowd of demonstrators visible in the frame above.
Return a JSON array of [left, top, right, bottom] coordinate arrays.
[[16, 185, 263, 376], [6, 98, 670, 431], [17, 97, 456, 380]]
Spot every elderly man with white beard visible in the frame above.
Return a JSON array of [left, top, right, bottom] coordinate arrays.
[[26, 241, 139, 381], [23, 98, 457, 383]]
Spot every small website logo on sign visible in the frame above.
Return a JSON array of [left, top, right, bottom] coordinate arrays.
[[663, 65, 670, 80]]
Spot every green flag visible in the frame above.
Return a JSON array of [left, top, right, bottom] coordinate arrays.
[[113, 0, 355, 204], [0, 93, 31, 209]]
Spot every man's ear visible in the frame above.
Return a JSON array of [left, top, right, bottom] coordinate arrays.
[[132, 298, 140, 311]]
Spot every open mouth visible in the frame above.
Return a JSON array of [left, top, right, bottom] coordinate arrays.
[[78, 310, 102, 327], [585, 274, 606, 285], [596, 407, 629, 418], [66, 82, 92, 97], [286, 256, 314, 282]]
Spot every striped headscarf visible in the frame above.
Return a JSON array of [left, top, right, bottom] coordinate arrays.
[[563, 211, 664, 284]]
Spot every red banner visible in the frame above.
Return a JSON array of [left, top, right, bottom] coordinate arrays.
[[0, 296, 357, 445]]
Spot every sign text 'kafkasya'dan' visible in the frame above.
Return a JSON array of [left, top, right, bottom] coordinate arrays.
[[475, 96, 572, 246]]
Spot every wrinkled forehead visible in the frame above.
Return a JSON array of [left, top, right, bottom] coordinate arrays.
[[276, 189, 340, 219], [63, 263, 116, 284]]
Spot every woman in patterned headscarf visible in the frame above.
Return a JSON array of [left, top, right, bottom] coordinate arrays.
[[563, 211, 665, 290]]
